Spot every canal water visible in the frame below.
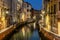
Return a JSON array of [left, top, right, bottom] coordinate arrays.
[[10, 26, 40, 40]]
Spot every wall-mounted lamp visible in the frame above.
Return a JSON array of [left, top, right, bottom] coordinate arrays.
[[41, 10, 45, 14], [6, 11, 9, 14], [5, 9, 9, 14]]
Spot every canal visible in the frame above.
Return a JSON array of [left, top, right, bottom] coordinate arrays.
[[9, 22, 41, 40]]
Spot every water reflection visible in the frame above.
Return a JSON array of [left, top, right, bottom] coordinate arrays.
[[30, 29, 40, 40], [10, 25, 40, 40]]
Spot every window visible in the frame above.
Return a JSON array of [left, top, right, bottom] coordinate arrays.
[[54, 5, 56, 23], [59, 2, 60, 11], [51, 6, 53, 14], [54, 4, 56, 14]]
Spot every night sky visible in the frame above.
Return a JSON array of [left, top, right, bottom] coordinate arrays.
[[24, 0, 43, 10]]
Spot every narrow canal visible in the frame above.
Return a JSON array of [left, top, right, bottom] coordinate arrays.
[[9, 23, 41, 40]]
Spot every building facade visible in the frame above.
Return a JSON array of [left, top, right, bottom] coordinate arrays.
[[0, 0, 23, 30], [41, 0, 60, 40], [0, 0, 11, 30], [19, 2, 32, 22]]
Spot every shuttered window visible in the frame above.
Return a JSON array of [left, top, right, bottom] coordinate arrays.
[[59, 2, 60, 11]]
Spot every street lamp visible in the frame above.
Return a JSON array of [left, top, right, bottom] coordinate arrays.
[[41, 10, 45, 14], [5, 9, 9, 14], [6, 11, 9, 14]]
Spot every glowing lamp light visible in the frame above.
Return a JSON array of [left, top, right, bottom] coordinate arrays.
[[41, 10, 45, 14], [6, 11, 9, 14]]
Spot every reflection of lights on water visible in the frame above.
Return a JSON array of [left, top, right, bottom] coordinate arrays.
[[34, 22, 36, 29], [22, 27, 25, 36]]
